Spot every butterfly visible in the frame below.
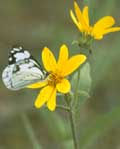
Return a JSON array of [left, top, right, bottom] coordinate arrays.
[[2, 46, 48, 90]]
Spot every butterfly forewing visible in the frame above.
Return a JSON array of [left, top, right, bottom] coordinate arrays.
[[2, 46, 47, 90]]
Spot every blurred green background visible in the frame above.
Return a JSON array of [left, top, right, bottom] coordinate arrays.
[[0, 0, 120, 148]]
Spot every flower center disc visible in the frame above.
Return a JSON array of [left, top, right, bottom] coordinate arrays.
[[48, 73, 62, 86]]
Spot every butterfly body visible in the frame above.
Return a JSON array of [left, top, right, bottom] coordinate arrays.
[[2, 46, 47, 90]]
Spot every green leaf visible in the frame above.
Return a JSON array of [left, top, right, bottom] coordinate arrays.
[[79, 62, 92, 93], [71, 62, 92, 94], [71, 62, 92, 109]]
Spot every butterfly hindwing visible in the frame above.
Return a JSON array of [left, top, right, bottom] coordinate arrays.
[[2, 46, 47, 90]]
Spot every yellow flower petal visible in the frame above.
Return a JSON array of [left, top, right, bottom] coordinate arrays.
[[58, 44, 68, 63], [82, 6, 89, 26], [34, 85, 54, 109], [47, 88, 57, 111], [93, 27, 120, 40], [93, 16, 115, 35], [27, 81, 47, 89], [102, 27, 120, 35], [57, 44, 69, 69], [62, 55, 87, 77], [42, 47, 57, 72], [56, 79, 71, 93], [70, 10, 83, 32], [74, 2, 89, 31], [94, 35, 103, 40]]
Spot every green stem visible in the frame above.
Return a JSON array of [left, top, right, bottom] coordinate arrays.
[[56, 105, 70, 111], [73, 68, 81, 106], [64, 94, 78, 149], [21, 114, 42, 149], [68, 68, 82, 148]]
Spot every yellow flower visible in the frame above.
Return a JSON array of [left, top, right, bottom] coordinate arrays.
[[70, 2, 120, 40], [27, 44, 86, 111]]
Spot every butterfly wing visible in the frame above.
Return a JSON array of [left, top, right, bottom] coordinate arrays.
[[2, 46, 47, 90]]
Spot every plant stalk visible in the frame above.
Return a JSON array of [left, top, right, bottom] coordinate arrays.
[[73, 69, 81, 106], [65, 94, 78, 149]]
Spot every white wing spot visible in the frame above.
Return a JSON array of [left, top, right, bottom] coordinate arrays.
[[13, 48, 21, 51], [11, 50, 14, 53], [14, 53, 29, 61], [19, 46, 23, 50], [24, 51, 30, 58], [9, 57, 12, 61]]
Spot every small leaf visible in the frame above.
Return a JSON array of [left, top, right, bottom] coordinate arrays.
[[79, 62, 92, 92], [72, 40, 79, 45], [71, 62, 92, 93]]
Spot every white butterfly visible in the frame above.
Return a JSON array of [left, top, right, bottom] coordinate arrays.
[[2, 46, 47, 90]]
